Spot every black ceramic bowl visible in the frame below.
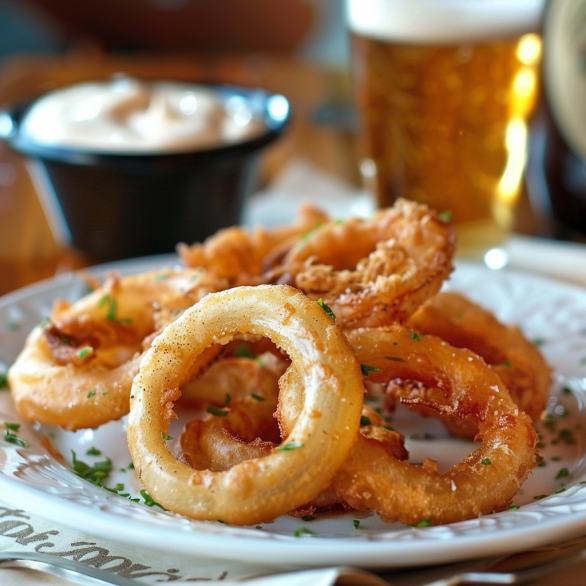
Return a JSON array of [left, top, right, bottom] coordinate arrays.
[[0, 84, 290, 261]]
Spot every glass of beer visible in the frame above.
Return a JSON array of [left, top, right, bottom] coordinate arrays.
[[347, 0, 544, 259]]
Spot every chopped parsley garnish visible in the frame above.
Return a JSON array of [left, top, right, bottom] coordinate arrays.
[[360, 416, 372, 426], [543, 416, 556, 432], [106, 297, 118, 321], [78, 347, 92, 358], [407, 432, 430, 440], [256, 525, 263, 530], [0, 373, 7, 389], [558, 428, 576, 445], [301, 515, 315, 522], [39, 316, 51, 328], [508, 504, 520, 511], [361, 364, 381, 377], [317, 298, 336, 321], [225, 394, 231, 405], [409, 330, 421, 341], [533, 494, 548, 500], [86, 446, 102, 456], [99, 293, 133, 324], [71, 450, 112, 485], [437, 210, 452, 222], [502, 360, 512, 367], [140, 489, 165, 509], [550, 456, 562, 461], [207, 406, 229, 417], [379, 425, 395, 432], [384, 356, 406, 362], [4, 422, 20, 431], [555, 467, 570, 480], [87, 390, 96, 398], [533, 339, 545, 346], [563, 386, 573, 395], [128, 462, 135, 469], [353, 519, 360, 529], [4, 430, 28, 448], [277, 441, 304, 451], [293, 527, 317, 537], [161, 433, 173, 441], [299, 223, 323, 243], [251, 393, 265, 402], [97, 293, 111, 308], [409, 519, 432, 528], [235, 345, 265, 367], [555, 487, 567, 494], [235, 345, 254, 359], [481, 458, 492, 466]]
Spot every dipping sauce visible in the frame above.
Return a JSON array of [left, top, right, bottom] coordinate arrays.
[[19, 78, 266, 154]]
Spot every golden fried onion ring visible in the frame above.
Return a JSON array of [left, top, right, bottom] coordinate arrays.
[[127, 285, 365, 525], [274, 199, 455, 328], [407, 291, 551, 425], [178, 203, 330, 282], [331, 325, 539, 525], [179, 355, 285, 470], [179, 353, 287, 408], [8, 267, 224, 430]]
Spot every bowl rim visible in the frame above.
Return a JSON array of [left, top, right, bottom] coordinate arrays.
[[0, 82, 291, 167]]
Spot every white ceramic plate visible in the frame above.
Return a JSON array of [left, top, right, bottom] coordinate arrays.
[[1, 258, 586, 570]]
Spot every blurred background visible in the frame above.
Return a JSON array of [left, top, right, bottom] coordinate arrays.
[[0, 0, 360, 293], [0, 0, 583, 294]]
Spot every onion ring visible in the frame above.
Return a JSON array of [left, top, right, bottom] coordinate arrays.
[[179, 359, 282, 471], [405, 291, 551, 437], [179, 353, 287, 408], [331, 325, 539, 525], [269, 199, 455, 328], [178, 203, 329, 282], [127, 285, 365, 525], [178, 354, 285, 470], [8, 267, 224, 430]]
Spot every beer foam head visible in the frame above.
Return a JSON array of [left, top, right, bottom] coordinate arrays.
[[347, 0, 544, 44]]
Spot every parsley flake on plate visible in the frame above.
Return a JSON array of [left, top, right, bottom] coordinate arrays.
[[277, 441, 304, 451], [317, 298, 336, 321], [360, 364, 380, 377]]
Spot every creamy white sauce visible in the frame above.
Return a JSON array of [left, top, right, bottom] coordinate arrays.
[[20, 78, 266, 154]]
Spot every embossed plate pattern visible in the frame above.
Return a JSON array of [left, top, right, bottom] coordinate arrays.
[[1, 258, 586, 569]]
